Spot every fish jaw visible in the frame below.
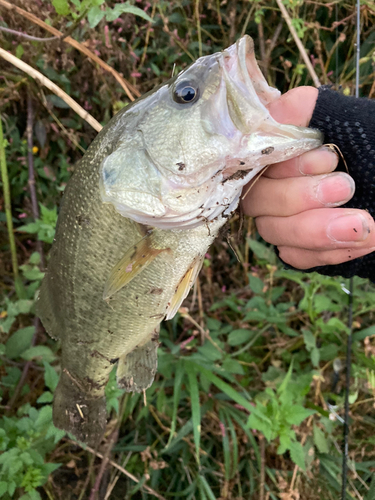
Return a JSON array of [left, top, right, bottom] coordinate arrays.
[[98, 36, 322, 230], [217, 35, 322, 173]]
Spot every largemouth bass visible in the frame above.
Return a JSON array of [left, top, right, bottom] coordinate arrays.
[[37, 35, 322, 444]]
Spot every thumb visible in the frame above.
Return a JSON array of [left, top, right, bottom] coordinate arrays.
[[267, 86, 319, 127]]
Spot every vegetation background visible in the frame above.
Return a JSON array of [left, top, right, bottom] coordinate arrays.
[[1, 0, 375, 499]]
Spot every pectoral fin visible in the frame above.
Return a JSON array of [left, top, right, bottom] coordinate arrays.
[[165, 255, 204, 320], [103, 234, 170, 300], [117, 331, 159, 392]]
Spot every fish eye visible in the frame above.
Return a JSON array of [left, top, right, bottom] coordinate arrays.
[[173, 81, 199, 104]]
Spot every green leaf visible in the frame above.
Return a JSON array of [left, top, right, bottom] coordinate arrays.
[[289, 440, 306, 470], [243, 310, 267, 323], [222, 358, 245, 375], [21, 346, 55, 363], [16, 44, 24, 59], [46, 95, 70, 109], [248, 275, 264, 294], [35, 405, 53, 430], [19, 490, 42, 500], [197, 341, 222, 361], [353, 325, 375, 342], [0, 481, 8, 497], [6, 326, 35, 359], [303, 329, 316, 351], [37, 392, 54, 403], [22, 268, 45, 281], [284, 405, 315, 426], [87, 6, 105, 28], [247, 412, 273, 442], [247, 238, 277, 264], [194, 363, 253, 413], [311, 346, 320, 367], [106, 3, 153, 23], [18, 222, 39, 234], [227, 329, 252, 346], [43, 362, 59, 392], [52, 0, 70, 15], [277, 359, 294, 395], [17, 299, 33, 314], [29, 252, 41, 265], [364, 474, 375, 500], [313, 424, 329, 454]]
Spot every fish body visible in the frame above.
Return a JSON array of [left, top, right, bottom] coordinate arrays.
[[37, 36, 322, 444]]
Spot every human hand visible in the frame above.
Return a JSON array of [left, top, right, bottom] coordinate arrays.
[[241, 86, 375, 269]]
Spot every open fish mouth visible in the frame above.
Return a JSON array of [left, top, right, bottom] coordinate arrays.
[[217, 35, 322, 177], [99, 36, 322, 230]]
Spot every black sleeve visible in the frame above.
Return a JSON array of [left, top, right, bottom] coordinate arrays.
[[279, 86, 375, 282]]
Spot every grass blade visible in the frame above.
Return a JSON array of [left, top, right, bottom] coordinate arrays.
[[198, 475, 216, 500], [191, 362, 253, 413], [167, 361, 185, 447], [186, 361, 201, 465], [219, 409, 230, 482]]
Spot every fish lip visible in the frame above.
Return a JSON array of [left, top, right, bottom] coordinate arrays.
[[220, 35, 280, 115], [219, 35, 322, 165]]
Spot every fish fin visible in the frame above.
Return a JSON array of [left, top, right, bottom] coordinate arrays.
[[36, 274, 62, 340], [116, 331, 159, 393], [103, 234, 171, 300], [53, 371, 107, 446], [165, 255, 204, 320]]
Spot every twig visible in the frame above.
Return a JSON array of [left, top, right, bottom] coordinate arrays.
[[72, 441, 167, 500], [195, 0, 202, 58], [140, 2, 157, 66], [257, 19, 266, 67], [88, 430, 118, 500], [240, 3, 256, 38], [260, 436, 265, 500], [263, 21, 283, 77], [77, 453, 96, 500], [0, 25, 57, 41], [274, 0, 321, 88], [0, 0, 139, 101], [38, 89, 86, 154], [157, 5, 195, 61], [0, 48, 102, 132], [26, 94, 45, 268], [0, 112, 22, 295]]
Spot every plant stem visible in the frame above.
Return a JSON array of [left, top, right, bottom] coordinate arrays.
[[27, 93, 45, 268], [0, 114, 22, 296]]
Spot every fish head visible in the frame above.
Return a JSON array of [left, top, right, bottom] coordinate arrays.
[[100, 36, 322, 229]]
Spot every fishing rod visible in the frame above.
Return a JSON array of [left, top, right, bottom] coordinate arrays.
[[341, 2, 360, 498]]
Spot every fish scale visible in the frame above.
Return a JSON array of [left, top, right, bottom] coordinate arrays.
[[37, 35, 322, 444]]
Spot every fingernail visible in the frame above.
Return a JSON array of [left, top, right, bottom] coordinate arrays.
[[299, 146, 339, 175], [321, 145, 340, 168], [327, 214, 370, 242], [316, 173, 355, 206]]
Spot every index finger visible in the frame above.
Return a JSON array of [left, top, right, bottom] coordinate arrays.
[[263, 86, 333, 179], [264, 146, 339, 179]]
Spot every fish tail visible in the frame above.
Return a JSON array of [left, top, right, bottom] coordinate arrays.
[[53, 371, 107, 446], [117, 330, 159, 393]]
